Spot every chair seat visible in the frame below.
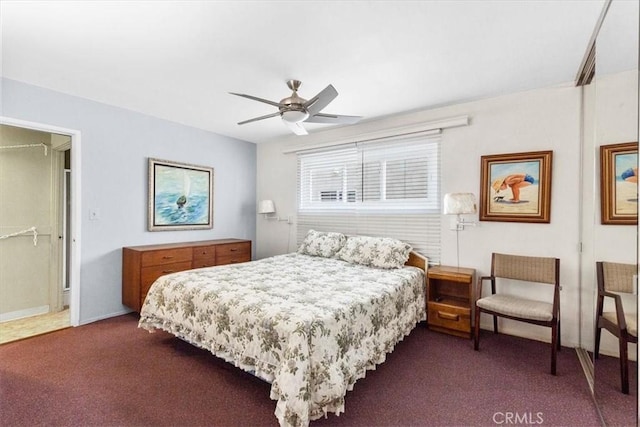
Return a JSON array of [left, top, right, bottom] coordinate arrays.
[[602, 311, 638, 337], [476, 294, 553, 322]]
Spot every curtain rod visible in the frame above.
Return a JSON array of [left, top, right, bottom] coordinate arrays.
[[291, 128, 442, 155], [283, 115, 469, 154]]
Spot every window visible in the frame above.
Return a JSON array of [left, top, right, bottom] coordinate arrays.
[[298, 137, 439, 211], [297, 134, 441, 263]]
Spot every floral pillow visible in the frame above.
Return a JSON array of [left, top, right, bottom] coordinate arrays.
[[336, 235, 412, 269], [297, 230, 347, 258]]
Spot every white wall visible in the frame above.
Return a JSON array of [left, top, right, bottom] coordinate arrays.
[[2, 78, 257, 324], [257, 82, 599, 348]]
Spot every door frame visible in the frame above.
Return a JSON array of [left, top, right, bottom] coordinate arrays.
[[1, 116, 81, 326]]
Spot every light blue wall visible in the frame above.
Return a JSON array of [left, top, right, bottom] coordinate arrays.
[[2, 78, 257, 324]]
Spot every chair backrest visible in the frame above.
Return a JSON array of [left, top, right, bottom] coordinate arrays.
[[492, 253, 559, 285], [598, 261, 637, 294]]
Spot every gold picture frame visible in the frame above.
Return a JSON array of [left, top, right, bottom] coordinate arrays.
[[480, 150, 553, 223], [600, 142, 638, 225]]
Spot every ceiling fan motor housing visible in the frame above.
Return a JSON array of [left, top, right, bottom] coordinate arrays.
[[280, 80, 309, 122]]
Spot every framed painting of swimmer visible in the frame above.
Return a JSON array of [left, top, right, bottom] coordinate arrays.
[[479, 150, 553, 223], [147, 158, 214, 231], [600, 142, 638, 225]]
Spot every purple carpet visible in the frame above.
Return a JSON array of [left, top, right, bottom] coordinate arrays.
[[0, 313, 623, 426], [591, 352, 637, 427]]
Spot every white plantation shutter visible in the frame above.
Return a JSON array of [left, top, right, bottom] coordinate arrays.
[[297, 134, 441, 263]]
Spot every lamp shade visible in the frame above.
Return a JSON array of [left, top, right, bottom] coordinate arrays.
[[443, 193, 477, 215], [258, 200, 276, 214]]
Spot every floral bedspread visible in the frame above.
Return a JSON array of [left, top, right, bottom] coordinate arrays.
[[138, 253, 426, 427]]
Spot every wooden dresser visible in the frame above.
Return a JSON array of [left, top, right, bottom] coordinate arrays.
[[122, 238, 251, 312]]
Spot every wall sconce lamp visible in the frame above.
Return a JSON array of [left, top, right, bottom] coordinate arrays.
[[444, 193, 477, 230], [258, 200, 291, 224], [443, 193, 477, 269]]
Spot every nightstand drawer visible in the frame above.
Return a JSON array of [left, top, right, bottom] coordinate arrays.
[[428, 302, 471, 334]]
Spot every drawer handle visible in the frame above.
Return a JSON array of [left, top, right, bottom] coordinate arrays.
[[229, 248, 238, 252], [438, 311, 459, 321], [162, 270, 175, 274], [162, 256, 174, 259]]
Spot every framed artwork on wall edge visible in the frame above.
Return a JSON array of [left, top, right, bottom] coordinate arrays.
[[600, 141, 638, 225], [148, 158, 214, 231], [479, 150, 553, 223]]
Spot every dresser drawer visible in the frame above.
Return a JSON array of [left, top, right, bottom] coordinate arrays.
[[141, 261, 193, 291], [216, 243, 250, 265], [427, 302, 471, 334], [193, 245, 217, 268], [141, 248, 192, 267]]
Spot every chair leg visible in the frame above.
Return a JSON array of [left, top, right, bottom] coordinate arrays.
[[557, 318, 561, 351], [619, 337, 629, 394], [594, 325, 602, 359], [474, 307, 481, 351], [492, 315, 498, 334], [551, 323, 558, 376]]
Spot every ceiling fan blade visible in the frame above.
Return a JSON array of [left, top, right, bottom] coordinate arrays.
[[303, 84, 338, 116], [229, 92, 282, 108], [283, 120, 308, 135], [238, 112, 281, 125], [305, 113, 362, 124]]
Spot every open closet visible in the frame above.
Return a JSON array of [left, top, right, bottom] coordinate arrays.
[[0, 123, 72, 341]]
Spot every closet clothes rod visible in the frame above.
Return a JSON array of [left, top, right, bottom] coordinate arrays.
[[0, 226, 38, 246], [0, 143, 48, 156]]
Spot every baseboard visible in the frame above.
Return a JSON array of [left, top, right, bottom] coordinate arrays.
[[477, 323, 578, 349], [0, 305, 50, 323], [79, 309, 131, 326]]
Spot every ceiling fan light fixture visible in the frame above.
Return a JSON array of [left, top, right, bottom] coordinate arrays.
[[281, 109, 309, 123], [231, 80, 361, 135]]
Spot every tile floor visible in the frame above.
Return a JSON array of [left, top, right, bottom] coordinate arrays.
[[0, 309, 70, 344]]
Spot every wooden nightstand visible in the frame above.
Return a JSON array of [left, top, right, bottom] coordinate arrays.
[[427, 265, 475, 338]]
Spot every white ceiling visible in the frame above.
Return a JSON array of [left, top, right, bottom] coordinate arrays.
[[1, 1, 606, 144]]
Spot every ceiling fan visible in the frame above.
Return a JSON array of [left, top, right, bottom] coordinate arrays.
[[230, 79, 362, 135]]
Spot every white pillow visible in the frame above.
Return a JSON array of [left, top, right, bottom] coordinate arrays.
[[336, 235, 412, 269], [297, 230, 347, 258]]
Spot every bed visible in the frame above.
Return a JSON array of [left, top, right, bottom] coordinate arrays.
[[138, 231, 427, 427]]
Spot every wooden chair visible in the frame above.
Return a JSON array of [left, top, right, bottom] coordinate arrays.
[[594, 261, 637, 394], [473, 253, 561, 375]]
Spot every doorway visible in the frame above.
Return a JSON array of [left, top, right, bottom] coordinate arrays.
[[0, 117, 81, 330]]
